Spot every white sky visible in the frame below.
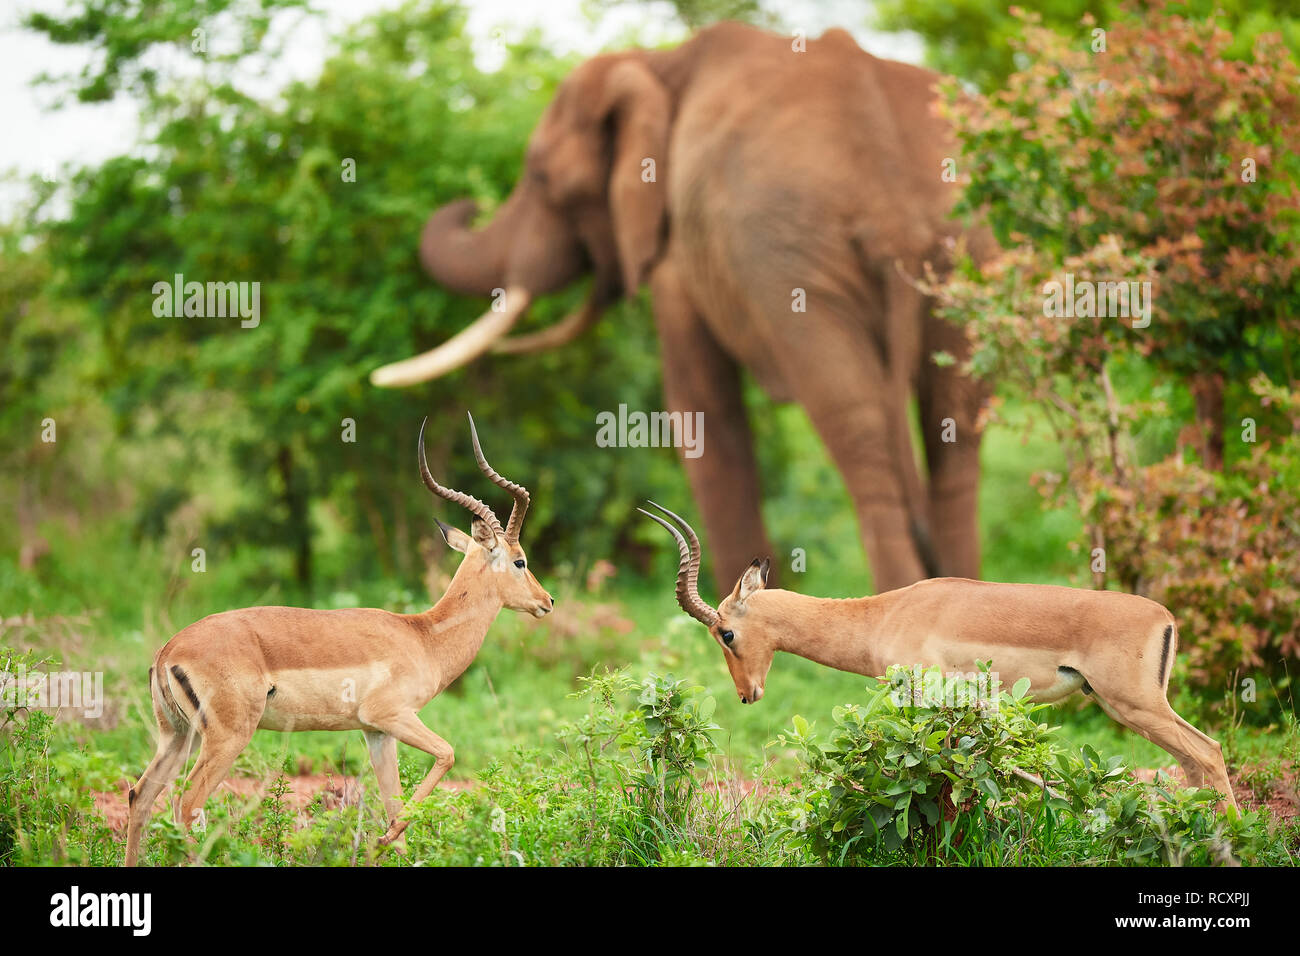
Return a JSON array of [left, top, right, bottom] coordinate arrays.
[[0, 0, 921, 220]]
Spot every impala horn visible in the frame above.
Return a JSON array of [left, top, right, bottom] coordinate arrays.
[[417, 417, 504, 540], [466, 412, 531, 543], [638, 501, 719, 627]]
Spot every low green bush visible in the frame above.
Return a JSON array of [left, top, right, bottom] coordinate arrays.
[[3, 649, 1293, 866], [778, 666, 1290, 866]]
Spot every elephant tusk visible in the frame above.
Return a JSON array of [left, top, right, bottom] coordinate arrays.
[[370, 287, 532, 387], [491, 291, 605, 355]]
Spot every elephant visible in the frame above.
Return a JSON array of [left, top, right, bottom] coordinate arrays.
[[372, 21, 994, 595]]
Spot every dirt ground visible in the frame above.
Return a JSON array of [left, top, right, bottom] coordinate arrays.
[[1130, 764, 1298, 821], [93, 762, 1296, 835], [93, 773, 474, 833]]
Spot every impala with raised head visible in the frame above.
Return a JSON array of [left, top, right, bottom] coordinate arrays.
[[639, 502, 1236, 811], [124, 414, 552, 866]]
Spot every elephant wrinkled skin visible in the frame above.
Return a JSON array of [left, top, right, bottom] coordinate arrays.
[[373, 22, 995, 595]]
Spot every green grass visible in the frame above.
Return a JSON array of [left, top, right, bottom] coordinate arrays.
[[2, 402, 1296, 866]]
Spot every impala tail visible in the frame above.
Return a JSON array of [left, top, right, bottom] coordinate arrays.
[[1158, 623, 1175, 690], [151, 657, 203, 732]]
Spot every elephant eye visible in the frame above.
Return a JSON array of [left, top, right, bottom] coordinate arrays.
[[720, 630, 735, 645], [514, 559, 526, 569]]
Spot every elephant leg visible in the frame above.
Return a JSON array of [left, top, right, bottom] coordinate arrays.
[[919, 307, 985, 579], [880, 266, 940, 579], [778, 306, 929, 594], [650, 257, 775, 595]]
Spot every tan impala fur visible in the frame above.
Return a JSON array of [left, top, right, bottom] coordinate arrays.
[[640, 502, 1236, 811], [124, 415, 552, 866]]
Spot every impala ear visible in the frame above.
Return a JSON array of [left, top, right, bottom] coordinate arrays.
[[600, 58, 670, 294], [469, 516, 501, 552], [730, 557, 769, 607], [436, 518, 474, 554]]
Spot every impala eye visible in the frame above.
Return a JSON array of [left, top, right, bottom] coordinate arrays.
[[514, 559, 526, 569], [721, 630, 735, 645]]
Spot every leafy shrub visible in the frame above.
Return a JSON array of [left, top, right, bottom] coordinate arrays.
[[396, 668, 790, 867], [552, 669, 743, 864], [874, 0, 1300, 92], [616, 672, 723, 822], [931, 3, 1300, 692], [940, 4, 1300, 403], [1084, 776, 1265, 865], [780, 667, 1278, 865], [0, 647, 119, 865], [780, 666, 1073, 863], [1081, 380, 1300, 683]]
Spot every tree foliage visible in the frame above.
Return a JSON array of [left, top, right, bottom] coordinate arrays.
[[931, 5, 1300, 687], [6, 1, 686, 596], [874, 0, 1300, 89]]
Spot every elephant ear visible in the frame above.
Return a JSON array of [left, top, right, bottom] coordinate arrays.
[[600, 59, 670, 294]]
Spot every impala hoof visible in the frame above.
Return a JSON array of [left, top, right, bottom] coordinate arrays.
[[379, 822, 410, 848], [379, 834, 409, 855]]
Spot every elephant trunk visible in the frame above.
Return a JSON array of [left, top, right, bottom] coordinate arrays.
[[372, 185, 600, 388], [418, 197, 517, 297]]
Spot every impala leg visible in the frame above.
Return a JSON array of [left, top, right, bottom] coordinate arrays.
[[1168, 710, 1235, 809], [1092, 691, 1237, 811], [367, 713, 454, 845], [171, 729, 199, 824], [177, 719, 259, 830], [124, 729, 188, 867], [363, 730, 404, 828]]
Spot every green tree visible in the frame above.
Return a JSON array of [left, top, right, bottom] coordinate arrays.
[[10, 1, 686, 597], [930, 6, 1300, 684], [586, 0, 776, 31], [874, 0, 1300, 88]]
